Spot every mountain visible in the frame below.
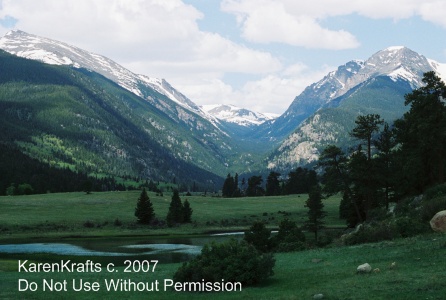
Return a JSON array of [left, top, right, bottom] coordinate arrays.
[[202, 104, 277, 127], [0, 31, 235, 146], [265, 46, 446, 171], [0, 32, 258, 189], [1, 29, 445, 180], [256, 46, 445, 142], [0, 30, 210, 120], [0, 49, 233, 186]]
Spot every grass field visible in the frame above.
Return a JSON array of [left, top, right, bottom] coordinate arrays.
[[0, 234, 445, 299], [1, 191, 445, 299], [0, 191, 344, 239]]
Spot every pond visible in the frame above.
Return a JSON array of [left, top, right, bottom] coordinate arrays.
[[0, 233, 244, 264]]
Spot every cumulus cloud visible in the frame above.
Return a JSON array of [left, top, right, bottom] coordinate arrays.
[[221, 0, 360, 49], [0, 0, 280, 74], [178, 63, 334, 114], [221, 0, 446, 49]]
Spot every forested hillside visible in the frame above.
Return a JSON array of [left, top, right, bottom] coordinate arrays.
[[0, 50, 222, 189]]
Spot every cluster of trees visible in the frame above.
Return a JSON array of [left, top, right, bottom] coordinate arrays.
[[221, 168, 318, 198], [134, 189, 193, 226], [320, 71, 446, 227], [0, 143, 128, 196], [166, 190, 193, 226]]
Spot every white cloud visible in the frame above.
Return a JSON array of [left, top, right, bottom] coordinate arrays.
[[175, 63, 334, 115], [0, 0, 280, 74], [234, 65, 335, 114], [221, 0, 360, 49], [419, 1, 446, 28], [221, 0, 446, 49]]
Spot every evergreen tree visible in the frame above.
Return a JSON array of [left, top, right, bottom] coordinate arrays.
[[246, 175, 264, 197], [319, 145, 363, 225], [266, 171, 281, 196], [350, 114, 383, 220], [374, 122, 397, 209], [304, 186, 326, 242], [233, 173, 241, 197], [318, 145, 349, 196], [241, 177, 246, 195], [183, 199, 193, 223], [394, 71, 446, 193], [222, 173, 235, 197], [284, 167, 318, 194], [134, 188, 155, 224], [166, 190, 183, 226], [350, 114, 384, 161], [244, 221, 271, 252]]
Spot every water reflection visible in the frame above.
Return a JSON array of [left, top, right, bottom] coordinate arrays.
[[0, 234, 239, 263]]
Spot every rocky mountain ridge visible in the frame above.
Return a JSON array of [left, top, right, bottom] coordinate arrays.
[[265, 47, 446, 170], [1, 30, 446, 177]]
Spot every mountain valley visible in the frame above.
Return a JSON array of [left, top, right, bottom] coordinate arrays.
[[1, 30, 445, 188]]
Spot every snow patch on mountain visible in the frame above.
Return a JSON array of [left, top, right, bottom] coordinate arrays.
[[429, 59, 446, 82]]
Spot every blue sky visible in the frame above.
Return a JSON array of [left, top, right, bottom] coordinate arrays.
[[1, 0, 446, 114]]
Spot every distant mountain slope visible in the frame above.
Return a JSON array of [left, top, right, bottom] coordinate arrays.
[[265, 47, 446, 171], [0, 50, 224, 185], [202, 104, 277, 127], [0, 31, 236, 152], [2, 29, 446, 177], [0, 30, 209, 118], [255, 46, 446, 143]]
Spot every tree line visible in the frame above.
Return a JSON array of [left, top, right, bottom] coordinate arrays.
[[221, 167, 318, 198], [319, 71, 446, 227]]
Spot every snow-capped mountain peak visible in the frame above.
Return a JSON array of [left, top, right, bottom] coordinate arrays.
[[0, 30, 209, 120], [202, 104, 278, 127]]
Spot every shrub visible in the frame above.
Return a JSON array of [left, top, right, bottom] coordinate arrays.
[[344, 221, 400, 245], [271, 219, 307, 252], [173, 239, 275, 287], [394, 216, 429, 237], [244, 221, 271, 252], [113, 218, 122, 226], [424, 183, 446, 200], [394, 196, 422, 217], [421, 196, 446, 222], [83, 220, 95, 228]]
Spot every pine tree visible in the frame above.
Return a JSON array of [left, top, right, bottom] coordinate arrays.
[[166, 190, 183, 226], [350, 114, 384, 161], [266, 171, 281, 196], [222, 173, 235, 197], [395, 71, 446, 193], [244, 221, 271, 252], [183, 199, 193, 223], [304, 186, 326, 242], [374, 122, 396, 209], [246, 175, 264, 197], [134, 188, 155, 224]]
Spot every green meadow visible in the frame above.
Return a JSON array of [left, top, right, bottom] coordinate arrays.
[[0, 191, 344, 239], [1, 191, 445, 299]]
